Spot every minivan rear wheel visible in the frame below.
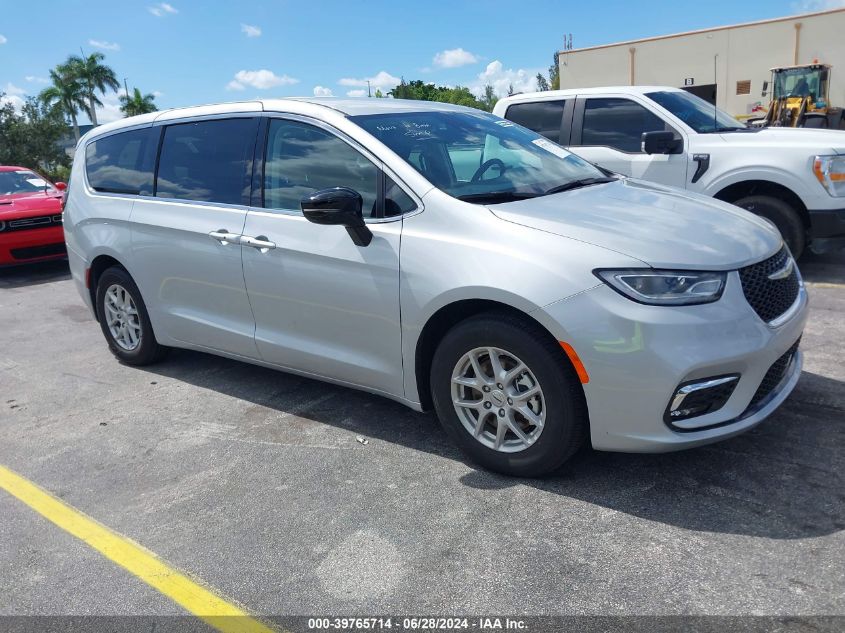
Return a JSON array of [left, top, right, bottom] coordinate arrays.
[[95, 266, 168, 365], [430, 313, 587, 477], [734, 195, 806, 258]]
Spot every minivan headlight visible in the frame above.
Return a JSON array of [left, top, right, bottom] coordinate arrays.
[[813, 155, 845, 197], [595, 269, 727, 305]]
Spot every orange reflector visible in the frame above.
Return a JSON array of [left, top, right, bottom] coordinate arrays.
[[559, 341, 590, 384], [85, 267, 91, 289]]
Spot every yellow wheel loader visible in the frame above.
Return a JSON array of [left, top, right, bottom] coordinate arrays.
[[756, 63, 845, 129]]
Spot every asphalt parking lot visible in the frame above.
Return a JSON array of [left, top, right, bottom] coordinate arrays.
[[0, 252, 843, 626]]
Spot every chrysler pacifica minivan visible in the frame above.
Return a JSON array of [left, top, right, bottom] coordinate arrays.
[[64, 99, 808, 476]]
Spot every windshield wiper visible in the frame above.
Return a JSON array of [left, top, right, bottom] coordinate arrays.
[[456, 190, 537, 203], [544, 177, 617, 195]]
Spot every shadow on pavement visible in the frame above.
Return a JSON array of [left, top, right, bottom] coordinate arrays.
[[800, 249, 845, 285], [140, 348, 845, 541], [0, 259, 71, 289]]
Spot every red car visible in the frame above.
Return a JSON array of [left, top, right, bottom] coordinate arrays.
[[0, 166, 67, 266]]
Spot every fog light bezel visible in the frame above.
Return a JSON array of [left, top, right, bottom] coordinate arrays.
[[664, 373, 740, 428]]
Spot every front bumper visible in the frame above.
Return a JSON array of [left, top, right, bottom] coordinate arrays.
[[0, 225, 66, 265], [809, 207, 845, 252], [538, 271, 808, 453]]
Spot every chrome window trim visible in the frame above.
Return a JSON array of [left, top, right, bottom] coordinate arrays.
[[256, 112, 424, 224]]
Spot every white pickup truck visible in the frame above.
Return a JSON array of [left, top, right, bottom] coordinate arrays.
[[494, 86, 845, 257]]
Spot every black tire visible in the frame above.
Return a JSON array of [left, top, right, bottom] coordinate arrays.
[[430, 312, 588, 477], [95, 266, 168, 365], [733, 195, 806, 258]]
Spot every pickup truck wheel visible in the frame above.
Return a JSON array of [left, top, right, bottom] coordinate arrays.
[[733, 195, 806, 258]]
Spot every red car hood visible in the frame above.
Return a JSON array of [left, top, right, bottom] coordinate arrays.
[[0, 191, 63, 219]]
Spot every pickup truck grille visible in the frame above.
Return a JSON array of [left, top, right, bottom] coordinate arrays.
[[738, 247, 800, 323]]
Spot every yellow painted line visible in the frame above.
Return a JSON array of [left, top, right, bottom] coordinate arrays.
[[0, 464, 275, 633], [804, 281, 844, 289]]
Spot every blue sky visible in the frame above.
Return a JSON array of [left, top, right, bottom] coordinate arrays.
[[0, 0, 839, 123]]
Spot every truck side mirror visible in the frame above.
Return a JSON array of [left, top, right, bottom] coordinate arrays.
[[761, 80, 769, 97], [641, 131, 683, 155]]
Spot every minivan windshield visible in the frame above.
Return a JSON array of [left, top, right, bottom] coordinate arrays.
[[645, 90, 748, 133], [351, 110, 611, 203]]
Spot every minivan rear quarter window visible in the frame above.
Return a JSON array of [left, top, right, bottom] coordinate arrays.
[[155, 118, 257, 205], [505, 101, 567, 143], [86, 128, 158, 195]]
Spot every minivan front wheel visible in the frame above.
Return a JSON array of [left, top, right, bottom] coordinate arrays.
[[431, 313, 587, 477], [95, 266, 168, 365]]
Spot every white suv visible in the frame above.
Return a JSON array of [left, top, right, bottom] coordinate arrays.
[[495, 86, 845, 257]]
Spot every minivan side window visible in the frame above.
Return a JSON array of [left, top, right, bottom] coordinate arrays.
[[505, 101, 567, 144], [384, 174, 416, 218], [263, 119, 379, 217], [155, 118, 256, 205], [579, 98, 668, 153], [86, 128, 158, 195]]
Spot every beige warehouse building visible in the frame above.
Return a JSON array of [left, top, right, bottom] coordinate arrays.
[[557, 7, 845, 118]]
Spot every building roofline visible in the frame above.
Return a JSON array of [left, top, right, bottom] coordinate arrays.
[[558, 7, 845, 55]]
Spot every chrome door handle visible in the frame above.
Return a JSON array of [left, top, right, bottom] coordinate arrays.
[[209, 229, 240, 245], [240, 235, 276, 251]]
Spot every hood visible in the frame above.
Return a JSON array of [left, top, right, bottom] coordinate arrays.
[[0, 190, 63, 219], [488, 178, 781, 270], [719, 126, 845, 151]]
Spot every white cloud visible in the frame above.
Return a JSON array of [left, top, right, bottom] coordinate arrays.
[[4, 82, 26, 96], [148, 3, 177, 17], [94, 92, 124, 124], [471, 60, 541, 98], [2, 83, 27, 110], [793, 0, 845, 10], [1, 94, 25, 111], [25, 76, 48, 84], [0, 35, 7, 44], [226, 69, 299, 91], [241, 23, 261, 37], [433, 48, 480, 69], [338, 70, 400, 92], [89, 39, 120, 51], [346, 89, 368, 97], [313, 86, 333, 97]]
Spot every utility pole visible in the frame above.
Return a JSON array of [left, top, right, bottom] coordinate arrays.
[[366, 80, 371, 97], [124, 78, 130, 101]]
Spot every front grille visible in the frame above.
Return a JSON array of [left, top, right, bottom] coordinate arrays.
[[738, 247, 800, 323], [0, 214, 63, 233], [748, 338, 801, 409], [10, 242, 66, 260]]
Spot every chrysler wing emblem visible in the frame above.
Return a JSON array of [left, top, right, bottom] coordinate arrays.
[[768, 257, 795, 281]]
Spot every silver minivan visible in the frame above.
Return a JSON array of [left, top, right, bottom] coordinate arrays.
[[64, 99, 808, 476]]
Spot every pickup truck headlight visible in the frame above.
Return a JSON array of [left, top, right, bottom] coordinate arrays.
[[595, 269, 727, 305], [813, 155, 845, 197]]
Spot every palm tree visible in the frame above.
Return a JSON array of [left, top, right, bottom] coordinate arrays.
[[40, 65, 87, 142], [67, 52, 119, 126], [119, 88, 158, 117]]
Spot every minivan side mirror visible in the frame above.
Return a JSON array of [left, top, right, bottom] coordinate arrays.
[[301, 187, 373, 247], [641, 131, 683, 155]]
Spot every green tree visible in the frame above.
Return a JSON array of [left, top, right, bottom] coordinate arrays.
[[0, 93, 71, 176], [389, 78, 490, 111], [536, 73, 550, 91], [119, 87, 158, 117], [549, 52, 560, 90], [67, 52, 119, 126], [39, 64, 87, 142], [480, 84, 498, 112]]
